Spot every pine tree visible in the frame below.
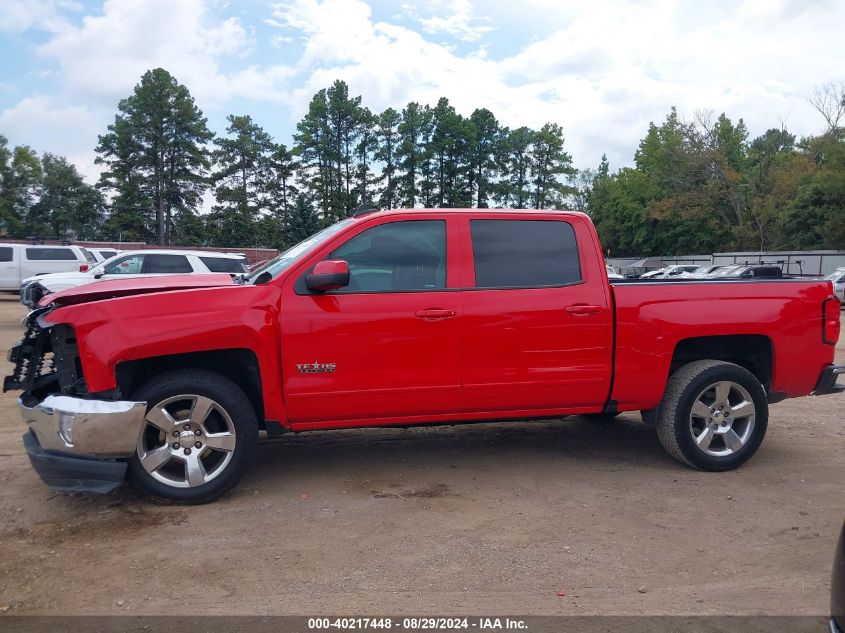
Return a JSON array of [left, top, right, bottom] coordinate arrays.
[[95, 68, 213, 245], [209, 114, 273, 247], [530, 123, 576, 209], [375, 107, 401, 208]]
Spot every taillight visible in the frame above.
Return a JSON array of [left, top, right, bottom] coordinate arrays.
[[79, 264, 89, 272], [823, 297, 841, 345]]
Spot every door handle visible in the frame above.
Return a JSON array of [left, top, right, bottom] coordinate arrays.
[[564, 304, 602, 316], [415, 309, 457, 321]]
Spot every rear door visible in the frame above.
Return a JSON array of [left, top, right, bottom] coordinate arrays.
[[460, 215, 613, 414], [280, 216, 462, 427]]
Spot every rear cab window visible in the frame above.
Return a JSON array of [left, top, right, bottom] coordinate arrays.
[[469, 219, 581, 288], [200, 256, 248, 273]]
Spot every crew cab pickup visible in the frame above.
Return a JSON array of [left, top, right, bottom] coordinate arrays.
[[5, 209, 844, 503]]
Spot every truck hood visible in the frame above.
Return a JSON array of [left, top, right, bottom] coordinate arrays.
[[39, 274, 236, 307]]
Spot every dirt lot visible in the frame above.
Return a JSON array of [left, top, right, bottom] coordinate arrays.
[[0, 294, 843, 616]]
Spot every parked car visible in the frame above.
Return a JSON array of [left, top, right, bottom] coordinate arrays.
[[824, 268, 845, 303], [654, 265, 701, 279], [724, 265, 784, 279], [19, 249, 249, 308], [832, 520, 844, 633], [87, 247, 121, 263], [6, 209, 843, 503], [605, 264, 624, 279], [677, 265, 726, 279], [0, 244, 94, 292]]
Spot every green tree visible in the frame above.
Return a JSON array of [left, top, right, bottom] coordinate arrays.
[[468, 108, 500, 208], [497, 126, 534, 207], [286, 194, 321, 244], [396, 102, 430, 207], [28, 154, 105, 239], [95, 68, 213, 245], [0, 135, 42, 237], [530, 122, 575, 209], [374, 107, 401, 208], [209, 114, 274, 247]]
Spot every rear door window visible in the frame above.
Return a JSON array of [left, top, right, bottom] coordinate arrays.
[[470, 219, 581, 288], [200, 256, 248, 273], [25, 247, 77, 261], [142, 254, 192, 274], [0, 247, 13, 262]]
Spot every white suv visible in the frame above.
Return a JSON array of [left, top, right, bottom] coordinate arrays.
[[20, 249, 249, 308], [0, 244, 94, 292]]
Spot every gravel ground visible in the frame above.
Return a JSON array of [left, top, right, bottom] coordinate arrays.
[[0, 294, 843, 616]]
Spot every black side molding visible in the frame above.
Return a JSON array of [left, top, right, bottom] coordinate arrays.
[[814, 364, 845, 396]]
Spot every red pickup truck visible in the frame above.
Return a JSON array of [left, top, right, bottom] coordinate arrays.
[[6, 209, 844, 503]]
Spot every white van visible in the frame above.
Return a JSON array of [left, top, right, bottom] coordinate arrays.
[[0, 244, 94, 292]]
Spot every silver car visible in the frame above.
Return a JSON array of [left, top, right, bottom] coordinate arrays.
[[824, 268, 845, 303]]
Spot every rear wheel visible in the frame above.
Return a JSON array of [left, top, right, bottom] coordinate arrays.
[[655, 360, 768, 471], [126, 369, 258, 504]]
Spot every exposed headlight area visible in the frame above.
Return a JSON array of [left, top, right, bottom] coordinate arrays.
[[4, 311, 85, 403]]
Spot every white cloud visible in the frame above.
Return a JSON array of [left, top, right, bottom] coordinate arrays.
[[403, 0, 495, 42], [0, 95, 104, 181], [266, 0, 845, 170], [38, 0, 292, 107], [1, 0, 81, 32]]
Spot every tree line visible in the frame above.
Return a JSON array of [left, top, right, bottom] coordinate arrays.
[[1, 68, 843, 256]]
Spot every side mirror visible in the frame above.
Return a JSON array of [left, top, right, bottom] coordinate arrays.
[[79, 264, 89, 272], [306, 260, 350, 293]]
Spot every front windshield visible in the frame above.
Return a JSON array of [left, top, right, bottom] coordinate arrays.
[[247, 219, 355, 284]]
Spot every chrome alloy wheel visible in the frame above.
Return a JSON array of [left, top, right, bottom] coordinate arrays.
[[136, 394, 237, 488], [689, 380, 756, 457]]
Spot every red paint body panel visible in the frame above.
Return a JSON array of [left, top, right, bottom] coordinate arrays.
[[34, 209, 839, 433], [610, 280, 837, 410], [40, 273, 235, 307]]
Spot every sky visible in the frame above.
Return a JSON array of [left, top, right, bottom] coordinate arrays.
[[1, 0, 843, 185]]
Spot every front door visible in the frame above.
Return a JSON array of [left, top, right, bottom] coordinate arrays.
[[280, 217, 462, 427]]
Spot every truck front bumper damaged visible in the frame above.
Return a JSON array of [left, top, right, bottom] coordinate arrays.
[[814, 364, 845, 396], [19, 394, 147, 492]]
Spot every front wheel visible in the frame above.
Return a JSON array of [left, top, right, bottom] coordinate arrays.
[[127, 369, 259, 504], [655, 360, 768, 471]]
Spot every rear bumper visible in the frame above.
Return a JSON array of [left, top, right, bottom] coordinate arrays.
[[814, 365, 845, 396], [23, 430, 126, 493]]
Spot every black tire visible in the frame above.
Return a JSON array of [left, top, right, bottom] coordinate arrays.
[[655, 360, 768, 471], [127, 369, 259, 504]]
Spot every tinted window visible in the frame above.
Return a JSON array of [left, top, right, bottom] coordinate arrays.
[[99, 250, 117, 260], [80, 248, 96, 263], [200, 256, 248, 273], [25, 247, 77, 261], [104, 254, 144, 274], [329, 220, 447, 292], [470, 219, 581, 288], [142, 254, 192, 274], [0, 247, 12, 262]]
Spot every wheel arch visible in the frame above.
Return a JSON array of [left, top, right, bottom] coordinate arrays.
[[669, 335, 773, 393], [115, 349, 266, 428]]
